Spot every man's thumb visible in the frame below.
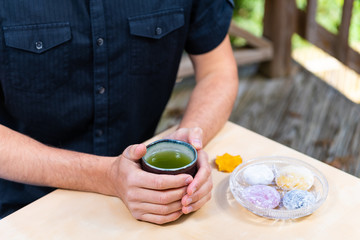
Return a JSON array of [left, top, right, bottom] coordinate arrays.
[[122, 144, 147, 160]]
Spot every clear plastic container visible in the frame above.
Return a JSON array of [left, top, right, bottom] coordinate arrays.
[[229, 156, 329, 219]]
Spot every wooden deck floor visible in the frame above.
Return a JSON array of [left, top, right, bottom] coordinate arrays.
[[156, 62, 360, 178]]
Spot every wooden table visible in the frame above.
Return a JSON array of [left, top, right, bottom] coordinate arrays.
[[1, 122, 359, 239]]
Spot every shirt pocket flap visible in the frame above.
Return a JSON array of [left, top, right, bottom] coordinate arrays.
[[3, 22, 71, 54], [128, 8, 184, 39]]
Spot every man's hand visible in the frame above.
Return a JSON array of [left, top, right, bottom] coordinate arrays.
[[164, 35, 238, 215], [109, 144, 194, 225], [166, 127, 213, 215]]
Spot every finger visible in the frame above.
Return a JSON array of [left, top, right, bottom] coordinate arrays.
[[187, 150, 211, 195], [139, 211, 183, 225], [166, 128, 188, 142], [181, 176, 212, 207], [127, 186, 188, 205], [182, 191, 212, 214], [122, 144, 147, 161], [133, 171, 193, 190], [188, 127, 203, 149], [129, 200, 183, 216]]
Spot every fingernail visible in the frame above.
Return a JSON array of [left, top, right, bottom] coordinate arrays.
[[185, 177, 192, 185], [185, 206, 193, 214], [186, 198, 192, 205]]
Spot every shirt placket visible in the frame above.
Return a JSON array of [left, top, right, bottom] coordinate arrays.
[[90, 0, 108, 155]]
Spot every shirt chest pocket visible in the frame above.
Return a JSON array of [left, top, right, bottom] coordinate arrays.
[[3, 22, 71, 94], [128, 8, 185, 75]]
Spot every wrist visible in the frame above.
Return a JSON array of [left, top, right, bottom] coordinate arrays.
[[93, 155, 120, 197]]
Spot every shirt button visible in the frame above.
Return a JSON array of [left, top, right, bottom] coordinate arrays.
[[98, 86, 105, 94], [96, 38, 104, 46], [155, 27, 162, 35], [96, 129, 103, 137], [35, 41, 43, 50]]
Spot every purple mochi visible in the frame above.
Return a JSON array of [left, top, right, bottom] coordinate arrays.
[[242, 185, 280, 209]]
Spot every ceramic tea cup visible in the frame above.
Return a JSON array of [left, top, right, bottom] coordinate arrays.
[[141, 139, 198, 177]]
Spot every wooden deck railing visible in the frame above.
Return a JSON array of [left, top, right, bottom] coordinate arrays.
[[177, 0, 360, 79], [260, 0, 360, 77], [177, 20, 274, 80], [295, 0, 360, 74]]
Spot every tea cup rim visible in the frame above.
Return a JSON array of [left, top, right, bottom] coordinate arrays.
[[142, 139, 198, 172]]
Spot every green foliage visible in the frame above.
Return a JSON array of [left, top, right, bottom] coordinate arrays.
[[296, 0, 307, 10], [309, 0, 360, 43], [232, 0, 264, 36], [295, 0, 360, 45], [232, 0, 360, 48], [317, 0, 343, 34], [350, 0, 360, 43]]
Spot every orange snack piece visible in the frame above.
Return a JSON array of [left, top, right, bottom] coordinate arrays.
[[215, 153, 242, 172]]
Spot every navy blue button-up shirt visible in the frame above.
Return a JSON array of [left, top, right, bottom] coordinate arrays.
[[0, 0, 233, 218]]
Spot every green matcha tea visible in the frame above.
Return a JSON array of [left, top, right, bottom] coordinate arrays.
[[146, 150, 193, 169]]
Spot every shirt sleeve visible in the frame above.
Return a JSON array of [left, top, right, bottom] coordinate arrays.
[[184, 0, 234, 55]]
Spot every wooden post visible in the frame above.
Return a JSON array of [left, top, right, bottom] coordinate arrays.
[[337, 0, 354, 63], [305, 0, 318, 44], [260, 0, 297, 77]]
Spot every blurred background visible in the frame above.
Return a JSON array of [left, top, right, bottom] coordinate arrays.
[[232, 0, 360, 102], [157, 0, 360, 178]]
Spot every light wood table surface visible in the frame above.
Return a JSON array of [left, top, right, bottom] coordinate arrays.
[[1, 121, 359, 239]]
